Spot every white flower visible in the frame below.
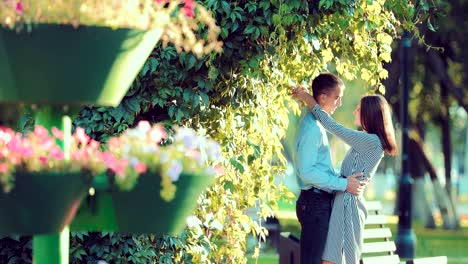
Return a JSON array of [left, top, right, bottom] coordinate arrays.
[[175, 127, 198, 149], [0, 131, 12, 142], [206, 141, 222, 161], [130, 156, 140, 167], [160, 152, 168, 163], [137, 121, 151, 133], [167, 160, 182, 182]]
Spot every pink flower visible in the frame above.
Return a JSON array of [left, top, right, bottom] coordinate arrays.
[[110, 158, 128, 176], [81, 150, 90, 161], [214, 164, 225, 175], [0, 126, 12, 132], [74, 127, 90, 144], [89, 140, 100, 149], [107, 137, 122, 148], [0, 163, 8, 173], [9, 155, 21, 165], [182, 0, 195, 18], [39, 156, 48, 165], [134, 162, 147, 174], [51, 127, 64, 140], [6, 136, 23, 153], [21, 145, 34, 158], [49, 146, 64, 160], [15, 2, 23, 13], [33, 126, 49, 140], [72, 151, 83, 162], [100, 152, 117, 165], [41, 138, 55, 151]]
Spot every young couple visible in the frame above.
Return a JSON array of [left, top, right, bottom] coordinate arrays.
[[291, 73, 397, 264]]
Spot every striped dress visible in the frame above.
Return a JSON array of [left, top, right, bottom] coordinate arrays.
[[310, 105, 385, 264]]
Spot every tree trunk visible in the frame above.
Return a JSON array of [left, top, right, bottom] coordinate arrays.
[[408, 136, 436, 227], [412, 177, 436, 228], [425, 46, 467, 112], [440, 81, 452, 194], [439, 69, 460, 229], [411, 135, 458, 229]]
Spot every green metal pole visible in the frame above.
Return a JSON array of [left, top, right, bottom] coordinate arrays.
[[395, 32, 416, 258], [33, 227, 70, 264], [32, 106, 73, 264]]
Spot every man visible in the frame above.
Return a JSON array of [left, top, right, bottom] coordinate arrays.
[[293, 73, 365, 264]]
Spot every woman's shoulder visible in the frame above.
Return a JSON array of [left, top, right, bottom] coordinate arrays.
[[360, 133, 383, 149], [369, 133, 384, 150]]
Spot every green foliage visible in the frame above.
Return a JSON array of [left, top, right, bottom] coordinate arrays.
[[70, 232, 155, 264], [69, 0, 423, 263], [70, 232, 184, 264], [0, 235, 32, 264]]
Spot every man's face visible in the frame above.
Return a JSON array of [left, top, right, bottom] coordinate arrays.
[[319, 85, 344, 115]]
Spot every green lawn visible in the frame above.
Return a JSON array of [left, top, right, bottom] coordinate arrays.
[[248, 216, 468, 264]]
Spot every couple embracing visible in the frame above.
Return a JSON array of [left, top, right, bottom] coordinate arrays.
[[291, 73, 397, 264]]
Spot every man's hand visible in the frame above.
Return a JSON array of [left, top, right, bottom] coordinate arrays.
[[345, 173, 368, 195]]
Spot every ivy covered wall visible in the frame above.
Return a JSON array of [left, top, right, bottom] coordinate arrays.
[[1, 0, 425, 263]]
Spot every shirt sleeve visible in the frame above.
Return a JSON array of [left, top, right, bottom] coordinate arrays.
[[310, 104, 379, 154], [296, 128, 347, 191]]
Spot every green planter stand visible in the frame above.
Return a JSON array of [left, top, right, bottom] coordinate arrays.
[[72, 172, 214, 235], [0, 23, 163, 264]]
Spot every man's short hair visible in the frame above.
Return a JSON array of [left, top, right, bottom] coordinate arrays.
[[311, 73, 344, 99]]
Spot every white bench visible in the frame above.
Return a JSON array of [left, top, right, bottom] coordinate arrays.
[[279, 201, 447, 264], [361, 201, 447, 264]]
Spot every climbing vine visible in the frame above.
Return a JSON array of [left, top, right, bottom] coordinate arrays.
[[69, 0, 426, 263]]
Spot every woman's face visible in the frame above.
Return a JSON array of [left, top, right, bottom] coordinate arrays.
[[353, 102, 362, 127]]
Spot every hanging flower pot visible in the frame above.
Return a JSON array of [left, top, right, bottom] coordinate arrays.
[[73, 172, 214, 234], [113, 172, 213, 234], [71, 121, 222, 234], [0, 24, 162, 106], [0, 125, 108, 234], [0, 0, 221, 106], [0, 171, 89, 235]]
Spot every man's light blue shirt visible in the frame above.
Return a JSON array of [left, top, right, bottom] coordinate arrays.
[[293, 111, 347, 193]]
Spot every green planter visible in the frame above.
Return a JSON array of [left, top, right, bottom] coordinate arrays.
[[72, 173, 213, 234], [0, 24, 162, 106], [0, 172, 89, 235]]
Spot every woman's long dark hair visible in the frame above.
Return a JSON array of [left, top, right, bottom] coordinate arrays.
[[360, 95, 398, 155]]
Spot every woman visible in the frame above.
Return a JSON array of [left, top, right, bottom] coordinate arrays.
[[292, 87, 397, 264]]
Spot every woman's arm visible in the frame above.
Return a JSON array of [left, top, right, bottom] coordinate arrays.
[[291, 88, 379, 153], [291, 86, 317, 111]]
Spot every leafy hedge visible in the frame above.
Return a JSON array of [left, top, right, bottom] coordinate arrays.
[[1, 0, 425, 263]]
